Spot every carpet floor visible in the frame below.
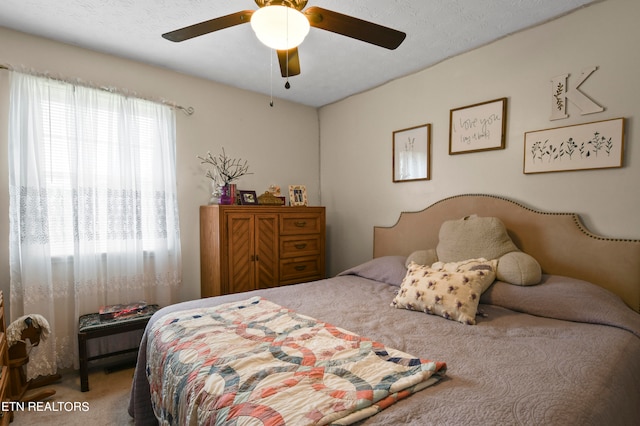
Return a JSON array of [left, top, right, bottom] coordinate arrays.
[[9, 365, 135, 426]]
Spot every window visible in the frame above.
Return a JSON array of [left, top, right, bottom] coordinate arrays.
[[9, 71, 182, 378], [17, 78, 179, 257], [41, 82, 172, 257]]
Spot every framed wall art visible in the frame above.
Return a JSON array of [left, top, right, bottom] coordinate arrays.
[[392, 123, 431, 182], [288, 185, 308, 206], [449, 97, 507, 154], [524, 117, 624, 174]]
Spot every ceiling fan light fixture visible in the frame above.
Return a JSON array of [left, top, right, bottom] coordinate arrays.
[[250, 5, 310, 50]]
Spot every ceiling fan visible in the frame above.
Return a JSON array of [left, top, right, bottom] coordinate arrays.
[[162, 0, 406, 79]]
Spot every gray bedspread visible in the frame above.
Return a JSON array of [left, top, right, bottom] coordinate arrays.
[[129, 256, 640, 425]]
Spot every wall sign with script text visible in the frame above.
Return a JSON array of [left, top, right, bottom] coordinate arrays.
[[449, 98, 507, 155]]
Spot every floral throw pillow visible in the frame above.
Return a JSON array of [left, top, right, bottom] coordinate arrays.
[[391, 259, 497, 325]]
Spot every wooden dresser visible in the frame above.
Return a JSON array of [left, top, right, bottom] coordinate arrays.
[[0, 291, 11, 424], [200, 205, 326, 297]]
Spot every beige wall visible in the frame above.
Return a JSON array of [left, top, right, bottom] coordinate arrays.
[[0, 27, 320, 314], [319, 0, 640, 274]]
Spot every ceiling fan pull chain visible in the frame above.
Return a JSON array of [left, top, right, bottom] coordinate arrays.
[[285, 10, 291, 89], [285, 49, 290, 88], [270, 48, 274, 107]]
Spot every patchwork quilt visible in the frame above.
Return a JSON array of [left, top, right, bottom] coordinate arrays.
[[147, 297, 446, 425]]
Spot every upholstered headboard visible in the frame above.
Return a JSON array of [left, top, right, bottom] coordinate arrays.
[[373, 194, 640, 313]]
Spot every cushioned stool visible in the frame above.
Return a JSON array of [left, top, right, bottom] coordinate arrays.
[[78, 304, 159, 392]]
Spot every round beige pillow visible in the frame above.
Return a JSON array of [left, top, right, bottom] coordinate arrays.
[[496, 251, 541, 286], [404, 249, 438, 268]]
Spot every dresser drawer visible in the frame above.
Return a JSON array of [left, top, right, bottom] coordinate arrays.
[[280, 213, 323, 235], [280, 256, 322, 282], [280, 235, 321, 258]]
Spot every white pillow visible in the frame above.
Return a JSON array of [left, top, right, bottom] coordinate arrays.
[[391, 259, 497, 325]]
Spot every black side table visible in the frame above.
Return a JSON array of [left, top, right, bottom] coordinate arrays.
[[77, 305, 160, 392]]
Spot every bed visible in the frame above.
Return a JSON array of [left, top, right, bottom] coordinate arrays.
[[129, 194, 640, 425]]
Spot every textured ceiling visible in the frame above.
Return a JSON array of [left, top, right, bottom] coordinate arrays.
[[0, 0, 597, 107]]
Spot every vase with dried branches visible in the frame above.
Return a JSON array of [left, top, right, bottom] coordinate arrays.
[[197, 148, 253, 204]]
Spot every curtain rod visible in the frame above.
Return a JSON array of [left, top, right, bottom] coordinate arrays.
[[0, 63, 194, 116]]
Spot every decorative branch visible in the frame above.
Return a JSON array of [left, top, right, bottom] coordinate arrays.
[[196, 148, 253, 185]]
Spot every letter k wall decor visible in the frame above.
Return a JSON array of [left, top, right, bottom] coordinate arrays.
[[551, 66, 604, 120]]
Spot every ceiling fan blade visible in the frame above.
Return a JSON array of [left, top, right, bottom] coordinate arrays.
[[277, 48, 301, 77], [162, 10, 254, 42], [304, 6, 406, 50]]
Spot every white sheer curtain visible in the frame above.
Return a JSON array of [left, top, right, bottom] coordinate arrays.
[[8, 72, 182, 378]]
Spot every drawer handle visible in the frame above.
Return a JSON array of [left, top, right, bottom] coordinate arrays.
[[294, 243, 307, 249], [294, 221, 307, 227], [294, 265, 307, 271]]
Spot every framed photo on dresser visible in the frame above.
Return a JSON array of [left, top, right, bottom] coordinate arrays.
[[289, 185, 308, 206], [239, 190, 259, 205]]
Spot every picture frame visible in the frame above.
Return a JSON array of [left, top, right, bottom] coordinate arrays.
[[288, 185, 308, 206], [239, 190, 259, 205], [524, 117, 624, 174], [449, 97, 507, 154], [392, 123, 431, 182]]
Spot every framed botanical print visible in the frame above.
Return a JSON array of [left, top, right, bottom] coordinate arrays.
[[392, 123, 431, 182], [524, 117, 624, 174]]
